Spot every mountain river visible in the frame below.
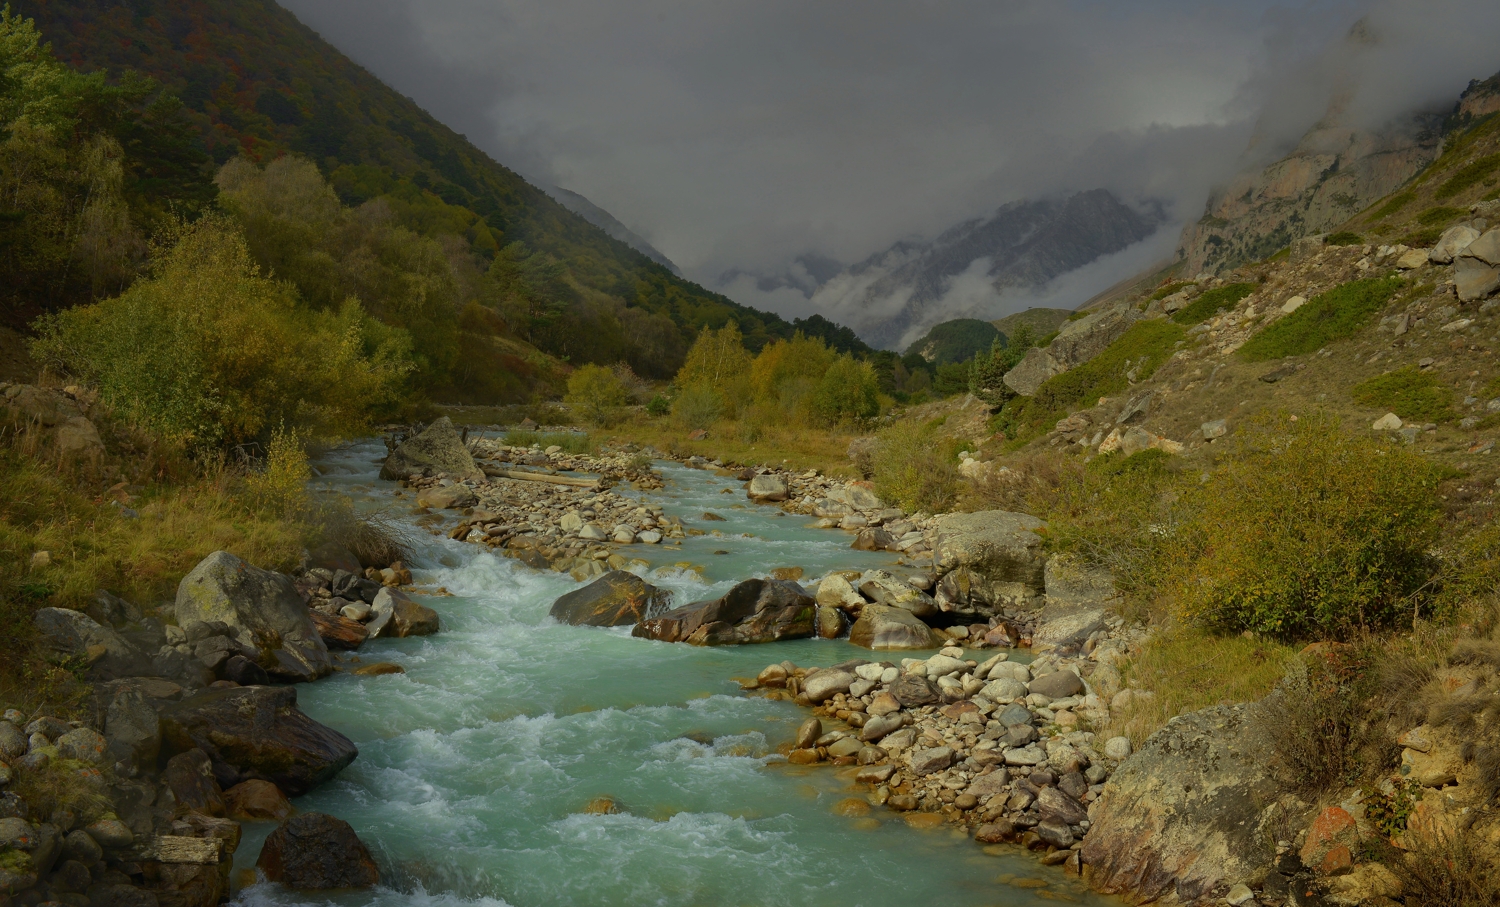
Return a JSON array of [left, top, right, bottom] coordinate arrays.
[[230, 440, 1120, 907]]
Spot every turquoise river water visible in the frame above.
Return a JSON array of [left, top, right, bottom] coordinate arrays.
[[230, 440, 1120, 907]]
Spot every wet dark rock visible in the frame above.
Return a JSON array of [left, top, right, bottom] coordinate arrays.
[[550, 571, 673, 627], [159, 686, 357, 796], [308, 611, 368, 650], [632, 578, 815, 645], [888, 675, 941, 708], [163, 749, 226, 817], [256, 813, 379, 890], [222, 656, 269, 687]]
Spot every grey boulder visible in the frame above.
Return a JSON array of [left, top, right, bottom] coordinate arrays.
[[380, 416, 483, 481], [847, 603, 944, 650], [32, 608, 150, 680], [175, 551, 331, 682], [746, 474, 790, 503], [1081, 703, 1279, 905], [930, 511, 1047, 588]]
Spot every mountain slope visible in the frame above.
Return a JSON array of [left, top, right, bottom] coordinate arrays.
[[542, 184, 682, 276], [811, 190, 1164, 349], [14, 0, 803, 362], [903, 318, 1001, 365]]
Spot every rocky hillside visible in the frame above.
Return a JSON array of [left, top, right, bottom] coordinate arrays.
[[809, 190, 1163, 350], [1177, 68, 1500, 277], [989, 99, 1500, 505]]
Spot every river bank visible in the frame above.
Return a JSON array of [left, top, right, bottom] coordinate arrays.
[[250, 437, 1126, 906]]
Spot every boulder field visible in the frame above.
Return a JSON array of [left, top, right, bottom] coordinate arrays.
[[3, 544, 438, 904]]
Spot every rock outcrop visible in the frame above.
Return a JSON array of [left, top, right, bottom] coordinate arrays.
[[930, 511, 1047, 595], [175, 551, 332, 682], [632, 578, 815, 645], [159, 685, 357, 795], [1003, 303, 1141, 397], [550, 571, 673, 626], [379, 416, 482, 481], [1081, 703, 1280, 904]]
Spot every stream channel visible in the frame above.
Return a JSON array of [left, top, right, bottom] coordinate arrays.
[[230, 439, 1121, 907]]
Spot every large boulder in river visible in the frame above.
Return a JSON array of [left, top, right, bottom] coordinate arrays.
[[745, 473, 790, 503], [256, 813, 379, 890], [930, 511, 1047, 590], [848, 603, 943, 650], [1081, 703, 1279, 904], [379, 416, 482, 481], [363, 586, 439, 638], [159, 685, 358, 795], [551, 571, 673, 627], [176, 551, 332, 682], [632, 578, 814, 645]]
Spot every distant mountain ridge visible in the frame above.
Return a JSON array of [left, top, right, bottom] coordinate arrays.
[[541, 184, 682, 276], [809, 190, 1164, 349]]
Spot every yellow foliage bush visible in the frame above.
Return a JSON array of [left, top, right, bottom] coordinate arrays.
[[871, 421, 960, 512], [1178, 411, 1442, 639], [675, 322, 752, 418], [563, 363, 627, 427], [244, 425, 310, 517], [32, 215, 413, 447]]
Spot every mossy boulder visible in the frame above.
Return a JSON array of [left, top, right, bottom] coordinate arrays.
[[379, 416, 482, 481]]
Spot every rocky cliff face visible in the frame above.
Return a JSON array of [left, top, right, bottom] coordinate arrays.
[[812, 191, 1163, 349], [1173, 69, 1500, 279], [1178, 106, 1443, 277]]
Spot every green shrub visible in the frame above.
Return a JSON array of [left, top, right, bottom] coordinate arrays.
[[31, 216, 412, 447], [502, 431, 593, 454], [1170, 282, 1256, 325], [871, 421, 960, 512], [1398, 226, 1446, 248], [671, 383, 724, 430], [998, 319, 1185, 443], [563, 363, 627, 427], [1325, 231, 1364, 246], [1045, 448, 1194, 609], [1177, 411, 1443, 639], [1239, 277, 1402, 361], [811, 355, 880, 424], [1368, 189, 1416, 222], [1352, 366, 1458, 423], [646, 395, 671, 417], [1417, 206, 1468, 227], [1435, 152, 1500, 201], [1149, 281, 1193, 301]]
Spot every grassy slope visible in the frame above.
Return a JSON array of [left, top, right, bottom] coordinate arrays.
[[14, 0, 805, 352]]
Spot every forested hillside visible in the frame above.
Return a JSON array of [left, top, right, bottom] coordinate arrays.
[[7, 0, 815, 384]]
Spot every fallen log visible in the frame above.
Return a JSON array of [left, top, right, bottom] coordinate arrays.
[[482, 465, 599, 488]]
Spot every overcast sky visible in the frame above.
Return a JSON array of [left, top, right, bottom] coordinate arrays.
[[280, 0, 1500, 317]]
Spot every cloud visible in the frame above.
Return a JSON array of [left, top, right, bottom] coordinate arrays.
[[278, 0, 1500, 319]]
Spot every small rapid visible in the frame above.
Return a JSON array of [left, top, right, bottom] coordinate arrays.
[[230, 440, 1118, 907]]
